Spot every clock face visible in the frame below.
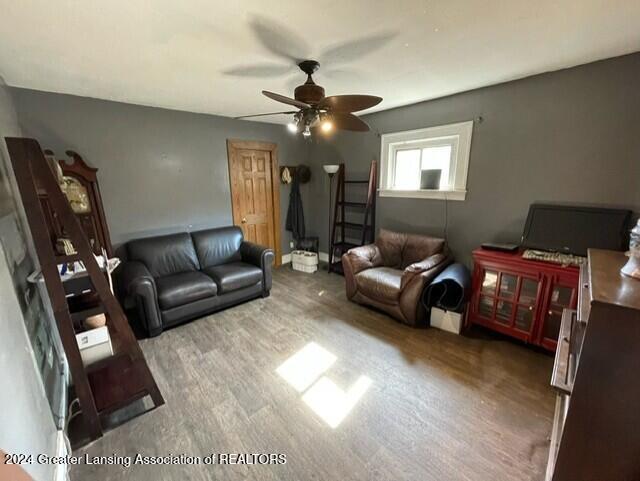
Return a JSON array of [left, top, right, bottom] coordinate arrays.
[[62, 176, 91, 214]]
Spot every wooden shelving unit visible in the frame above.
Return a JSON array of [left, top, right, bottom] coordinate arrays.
[[6, 137, 164, 441], [328, 161, 377, 274]]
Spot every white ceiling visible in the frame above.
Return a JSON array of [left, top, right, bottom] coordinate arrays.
[[1, 0, 639, 123]]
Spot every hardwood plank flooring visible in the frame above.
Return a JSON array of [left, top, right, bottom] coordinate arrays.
[[72, 266, 555, 481]]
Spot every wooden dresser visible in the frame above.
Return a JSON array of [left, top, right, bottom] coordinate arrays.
[[546, 249, 640, 481]]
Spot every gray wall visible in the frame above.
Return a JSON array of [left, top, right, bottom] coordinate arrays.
[[10, 53, 640, 268], [0, 78, 61, 481], [310, 53, 640, 265], [11, 88, 311, 256]]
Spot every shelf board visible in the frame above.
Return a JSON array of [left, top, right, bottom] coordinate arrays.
[[338, 201, 367, 207], [336, 221, 371, 230], [70, 304, 104, 324], [56, 253, 81, 263], [332, 241, 359, 251]]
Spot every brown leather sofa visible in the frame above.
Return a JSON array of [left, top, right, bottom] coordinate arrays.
[[342, 229, 452, 326]]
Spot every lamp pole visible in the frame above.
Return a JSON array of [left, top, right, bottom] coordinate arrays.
[[323, 165, 340, 271], [327, 172, 335, 271]]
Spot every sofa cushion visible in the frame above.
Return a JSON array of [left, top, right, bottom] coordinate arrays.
[[192, 226, 243, 268], [156, 271, 217, 310], [127, 232, 200, 278], [204, 262, 263, 293], [356, 267, 403, 303]]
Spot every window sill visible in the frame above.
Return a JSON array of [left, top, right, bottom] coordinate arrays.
[[378, 189, 467, 201]]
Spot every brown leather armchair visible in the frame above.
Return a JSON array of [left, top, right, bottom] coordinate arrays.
[[342, 229, 452, 326]]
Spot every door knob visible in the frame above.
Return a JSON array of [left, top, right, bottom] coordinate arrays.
[[241, 217, 247, 224]]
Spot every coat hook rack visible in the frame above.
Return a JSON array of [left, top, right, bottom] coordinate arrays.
[[280, 165, 311, 185]]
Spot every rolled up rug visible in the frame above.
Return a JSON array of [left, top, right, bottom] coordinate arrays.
[[421, 263, 471, 313]]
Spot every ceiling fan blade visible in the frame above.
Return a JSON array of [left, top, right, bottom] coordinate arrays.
[[234, 111, 297, 119], [262, 90, 310, 109], [223, 63, 293, 77], [331, 112, 370, 132], [319, 95, 382, 113], [320, 32, 397, 64], [248, 15, 310, 62]]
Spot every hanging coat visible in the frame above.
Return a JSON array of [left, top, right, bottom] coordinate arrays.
[[285, 174, 305, 241]]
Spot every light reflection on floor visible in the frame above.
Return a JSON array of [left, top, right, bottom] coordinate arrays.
[[275, 342, 336, 392], [276, 342, 372, 428]]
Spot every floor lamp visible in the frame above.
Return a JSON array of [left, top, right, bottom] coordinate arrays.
[[323, 164, 340, 270]]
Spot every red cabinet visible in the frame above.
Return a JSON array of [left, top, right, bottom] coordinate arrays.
[[469, 249, 579, 352]]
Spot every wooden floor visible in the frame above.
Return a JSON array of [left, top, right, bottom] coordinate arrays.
[[73, 266, 555, 481]]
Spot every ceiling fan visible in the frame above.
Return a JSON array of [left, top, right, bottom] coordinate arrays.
[[235, 60, 382, 136]]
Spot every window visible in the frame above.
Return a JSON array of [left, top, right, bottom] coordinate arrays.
[[379, 121, 473, 200]]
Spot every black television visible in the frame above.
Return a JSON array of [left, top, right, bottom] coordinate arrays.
[[521, 204, 632, 256]]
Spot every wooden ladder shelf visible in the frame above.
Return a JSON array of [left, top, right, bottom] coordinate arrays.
[[6, 137, 164, 441], [328, 160, 377, 274]]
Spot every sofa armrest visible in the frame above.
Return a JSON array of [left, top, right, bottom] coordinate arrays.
[[120, 261, 162, 336], [343, 244, 383, 276], [342, 244, 383, 300], [240, 241, 274, 293], [399, 253, 453, 326], [401, 253, 449, 289]]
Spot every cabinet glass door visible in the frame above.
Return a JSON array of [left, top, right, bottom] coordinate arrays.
[[477, 270, 498, 319], [482, 271, 498, 295], [540, 282, 576, 347], [513, 278, 540, 333], [475, 269, 542, 340]]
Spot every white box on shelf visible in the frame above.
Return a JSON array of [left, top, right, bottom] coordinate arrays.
[[291, 250, 318, 273], [430, 307, 464, 334], [75, 325, 113, 366]]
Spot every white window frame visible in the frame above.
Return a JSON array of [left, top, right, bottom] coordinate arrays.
[[379, 121, 474, 200]]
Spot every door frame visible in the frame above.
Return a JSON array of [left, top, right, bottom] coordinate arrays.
[[226, 139, 282, 267]]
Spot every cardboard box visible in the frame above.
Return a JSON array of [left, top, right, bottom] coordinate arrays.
[[75, 325, 113, 365], [430, 307, 463, 334]]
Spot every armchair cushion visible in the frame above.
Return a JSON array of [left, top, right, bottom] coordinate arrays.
[[355, 267, 403, 303], [375, 229, 405, 268], [401, 234, 446, 268], [156, 271, 217, 310], [204, 262, 263, 294]]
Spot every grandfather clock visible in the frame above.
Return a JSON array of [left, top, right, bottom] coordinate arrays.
[[39, 150, 113, 259]]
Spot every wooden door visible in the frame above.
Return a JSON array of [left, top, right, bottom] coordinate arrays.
[[227, 140, 281, 266]]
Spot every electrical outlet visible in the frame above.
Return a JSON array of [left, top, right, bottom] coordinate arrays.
[[289, 241, 295, 249]]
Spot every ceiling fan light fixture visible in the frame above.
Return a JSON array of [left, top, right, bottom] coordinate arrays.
[[302, 125, 312, 138], [321, 119, 333, 133], [287, 121, 298, 133]]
